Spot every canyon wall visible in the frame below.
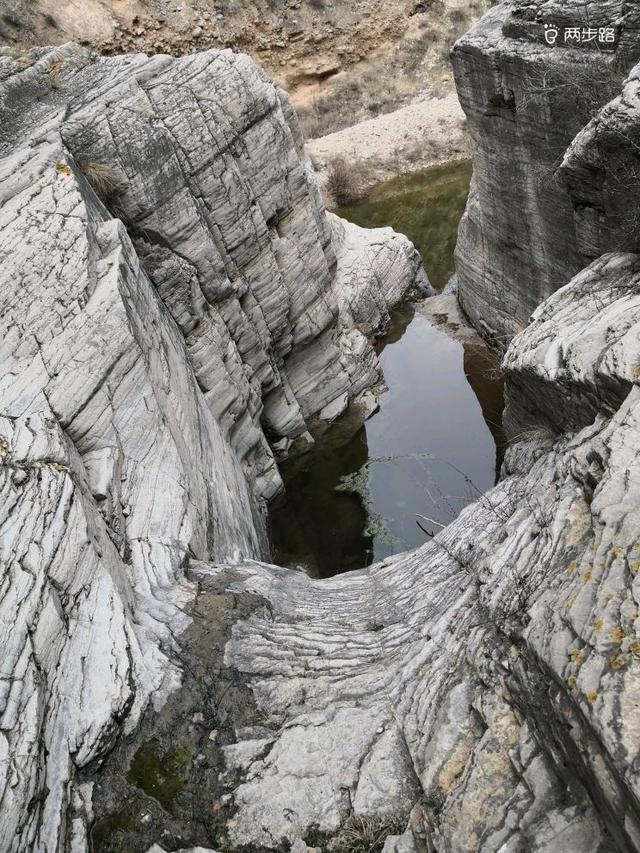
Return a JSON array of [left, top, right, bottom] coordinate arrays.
[[193, 6, 640, 852], [452, 0, 640, 344], [3, 2, 640, 851], [202, 37, 640, 845], [0, 44, 424, 852]]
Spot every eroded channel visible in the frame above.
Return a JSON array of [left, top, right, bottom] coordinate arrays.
[[268, 160, 505, 577]]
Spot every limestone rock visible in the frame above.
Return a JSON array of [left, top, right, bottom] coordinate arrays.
[[452, 0, 640, 345], [3, 6, 640, 853], [220, 252, 640, 850], [0, 44, 425, 853]]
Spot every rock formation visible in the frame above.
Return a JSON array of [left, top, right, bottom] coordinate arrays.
[[0, 44, 425, 852], [452, 0, 640, 345], [0, 0, 493, 138], [2, 2, 640, 852]]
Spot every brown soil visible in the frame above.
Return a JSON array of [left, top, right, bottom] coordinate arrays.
[[1, 0, 494, 137]]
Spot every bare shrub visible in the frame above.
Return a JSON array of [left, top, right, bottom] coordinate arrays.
[[326, 156, 362, 207], [602, 148, 640, 249], [524, 56, 626, 127]]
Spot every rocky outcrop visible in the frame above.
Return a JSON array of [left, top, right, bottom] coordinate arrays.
[[170, 249, 639, 853], [0, 44, 425, 852], [0, 0, 493, 138], [452, 0, 640, 345], [3, 5, 640, 853]]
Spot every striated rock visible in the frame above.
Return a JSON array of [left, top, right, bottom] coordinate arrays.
[[452, 0, 640, 345], [0, 44, 425, 853], [3, 6, 640, 853], [218, 252, 640, 852]]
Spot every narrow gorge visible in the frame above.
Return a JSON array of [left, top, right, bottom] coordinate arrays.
[[1, 2, 640, 852]]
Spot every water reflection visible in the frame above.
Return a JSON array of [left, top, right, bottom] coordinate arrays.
[[337, 160, 473, 290], [268, 303, 504, 577], [267, 160, 505, 577]]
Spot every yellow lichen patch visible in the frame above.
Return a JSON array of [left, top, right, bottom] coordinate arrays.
[[635, 365, 640, 379], [582, 570, 593, 581], [43, 461, 69, 473], [631, 561, 640, 575], [613, 546, 624, 557], [55, 161, 72, 177], [567, 675, 577, 687], [45, 57, 66, 74], [437, 731, 476, 793], [563, 592, 577, 613], [593, 618, 604, 632], [610, 655, 629, 671], [586, 691, 598, 702], [0, 439, 8, 455], [612, 627, 624, 644], [566, 560, 578, 576], [629, 641, 640, 655], [569, 649, 584, 665]]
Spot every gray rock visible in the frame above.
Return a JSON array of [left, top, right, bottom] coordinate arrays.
[[222, 252, 640, 850], [291, 841, 321, 853], [0, 44, 425, 853], [3, 6, 640, 853], [452, 1, 640, 346]]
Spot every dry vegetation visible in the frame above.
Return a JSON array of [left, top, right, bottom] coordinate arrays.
[[326, 813, 406, 852], [325, 156, 363, 207]]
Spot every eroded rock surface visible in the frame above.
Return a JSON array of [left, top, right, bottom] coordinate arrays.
[[452, 0, 640, 345], [3, 6, 640, 853], [0, 44, 424, 852], [215, 252, 640, 853]]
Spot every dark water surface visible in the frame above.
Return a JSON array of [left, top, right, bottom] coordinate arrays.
[[337, 159, 473, 289], [268, 161, 505, 577]]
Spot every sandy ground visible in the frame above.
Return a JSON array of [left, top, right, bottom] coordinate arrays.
[[305, 92, 470, 201]]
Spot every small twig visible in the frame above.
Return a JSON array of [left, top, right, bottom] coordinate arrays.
[[416, 520, 434, 538], [416, 513, 446, 529]]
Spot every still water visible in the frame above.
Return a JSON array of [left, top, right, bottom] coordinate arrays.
[[337, 159, 472, 290], [268, 161, 505, 577]]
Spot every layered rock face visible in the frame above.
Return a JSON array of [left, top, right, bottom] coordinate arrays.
[[0, 45, 425, 852], [452, 0, 640, 344], [196, 9, 640, 851], [3, 6, 640, 853], [215, 254, 640, 852]]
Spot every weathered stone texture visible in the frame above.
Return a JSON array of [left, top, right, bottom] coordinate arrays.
[[0, 45, 425, 852], [3, 6, 640, 852], [452, 0, 640, 345], [219, 253, 640, 852]]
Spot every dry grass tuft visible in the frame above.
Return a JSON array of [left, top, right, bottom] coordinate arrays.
[[325, 156, 362, 207], [78, 159, 126, 204], [327, 813, 405, 852]]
